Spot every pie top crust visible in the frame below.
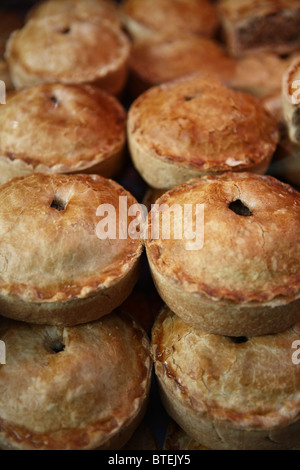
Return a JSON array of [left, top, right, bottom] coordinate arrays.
[[0, 83, 126, 173], [128, 76, 279, 173], [219, 0, 300, 23], [152, 306, 300, 430], [122, 0, 219, 38], [27, 0, 121, 27], [0, 173, 142, 303], [6, 14, 130, 86], [0, 312, 151, 450], [145, 173, 300, 304], [130, 33, 235, 86]]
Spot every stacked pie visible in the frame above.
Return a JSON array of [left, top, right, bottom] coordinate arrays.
[[0, 172, 151, 450], [147, 173, 300, 449]]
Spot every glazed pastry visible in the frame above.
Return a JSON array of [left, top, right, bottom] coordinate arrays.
[[145, 173, 300, 337], [26, 0, 121, 28], [0, 83, 127, 184], [129, 33, 235, 98], [219, 0, 300, 57], [128, 76, 279, 189], [0, 173, 142, 326], [0, 312, 152, 450], [282, 57, 300, 145], [5, 14, 131, 96], [121, 0, 219, 40], [152, 306, 300, 450]]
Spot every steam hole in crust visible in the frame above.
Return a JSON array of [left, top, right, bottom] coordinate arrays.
[[230, 336, 249, 344], [50, 342, 65, 354], [61, 26, 71, 34], [184, 96, 195, 101], [229, 199, 252, 217], [50, 197, 67, 212], [50, 95, 59, 105]]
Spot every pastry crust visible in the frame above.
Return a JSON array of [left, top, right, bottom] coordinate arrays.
[[231, 53, 293, 98], [0, 83, 127, 184], [219, 0, 300, 57], [282, 56, 300, 145], [0, 312, 152, 450], [26, 0, 121, 28], [0, 173, 143, 326], [145, 173, 300, 337], [5, 14, 131, 96], [152, 307, 300, 450], [129, 33, 235, 98], [163, 420, 208, 451], [128, 76, 279, 189], [121, 0, 219, 40]]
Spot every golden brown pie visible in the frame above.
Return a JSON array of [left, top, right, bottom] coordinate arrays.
[[219, 0, 300, 58], [282, 56, 300, 145], [145, 173, 300, 337], [0, 173, 142, 326], [121, 0, 219, 40], [152, 306, 300, 450], [0, 83, 127, 185], [128, 33, 235, 98], [0, 311, 152, 450], [26, 0, 121, 28], [128, 76, 279, 189], [5, 14, 131, 96]]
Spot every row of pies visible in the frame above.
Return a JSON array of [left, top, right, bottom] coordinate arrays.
[[0, 0, 300, 452], [0, 169, 299, 450]]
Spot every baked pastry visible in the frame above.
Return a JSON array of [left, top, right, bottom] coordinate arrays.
[[152, 306, 300, 450], [219, 0, 300, 58], [282, 57, 300, 145], [5, 14, 131, 96], [231, 53, 292, 99], [0, 311, 152, 450], [129, 33, 235, 98], [0, 173, 142, 326], [26, 0, 121, 28], [128, 76, 279, 189], [145, 173, 300, 337], [0, 83, 127, 185], [121, 0, 219, 40]]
